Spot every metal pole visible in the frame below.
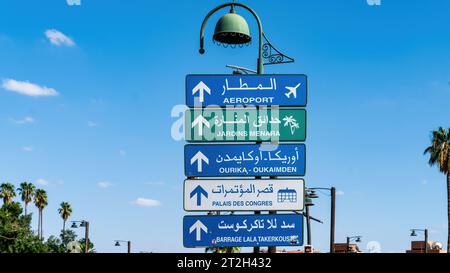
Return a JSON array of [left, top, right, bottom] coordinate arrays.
[[268, 173, 277, 253], [84, 222, 89, 254], [255, 34, 264, 253], [305, 205, 311, 246], [424, 229, 428, 254], [330, 187, 336, 253], [253, 210, 261, 253], [198, 1, 271, 253], [128, 241, 131, 254], [346, 237, 350, 253]]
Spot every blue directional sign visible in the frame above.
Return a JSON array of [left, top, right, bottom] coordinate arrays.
[[183, 214, 303, 248], [186, 74, 307, 107], [185, 144, 305, 177]]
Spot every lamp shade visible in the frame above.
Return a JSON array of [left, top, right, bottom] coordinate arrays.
[[305, 197, 315, 207], [213, 9, 251, 45]]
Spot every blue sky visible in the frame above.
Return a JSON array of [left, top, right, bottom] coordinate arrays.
[[0, 0, 449, 253]]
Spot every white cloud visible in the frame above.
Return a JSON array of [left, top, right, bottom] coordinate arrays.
[[87, 121, 97, 128], [421, 180, 428, 185], [13, 116, 35, 124], [98, 181, 112, 189], [45, 29, 75, 47], [22, 146, 33, 152], [336, 190, 345, 196], [131, 198, 161, 207], [36, 178, 49, 186], [2, 79, 59, 97]]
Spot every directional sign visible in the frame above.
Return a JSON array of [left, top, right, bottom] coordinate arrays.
[[184, 179, 304, 211], [183, 214, 303, 248], [185, 108, 306, 142], [185, 144, 305, 177], [186, 75, 307, 107]]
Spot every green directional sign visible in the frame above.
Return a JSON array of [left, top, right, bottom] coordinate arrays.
[[185, 108, 306, 142]]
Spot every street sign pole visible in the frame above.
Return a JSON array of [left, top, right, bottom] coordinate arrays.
[[194, 1, 302, 254], [184, 73, 308, 254], [268, 171, 277, 252], [254, 67, 262, 254]]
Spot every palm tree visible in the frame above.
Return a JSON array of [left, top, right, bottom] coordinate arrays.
[[34, 189, 48, 240], [282, 115, 300, 134], [0, 183, 16, 205], [17, 182, 36, 215], [58, 202, 73, 232], [424, 127, 450, 252]]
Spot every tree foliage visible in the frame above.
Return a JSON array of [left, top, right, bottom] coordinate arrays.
[[0, 186, 94, 253], [0, 202, 48, 253]]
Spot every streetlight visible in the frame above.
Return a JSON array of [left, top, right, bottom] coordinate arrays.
[[346, 236, 362, 253], [308, 187, 337, 253], [304, 189, 319, 248], [114, 240, 131, 254], [199, 2, 294, 75], [71, 220, 90, 254], [199, 1, 294, 254], [410, 228, 428, 253]]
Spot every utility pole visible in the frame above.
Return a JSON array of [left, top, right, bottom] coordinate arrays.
[[84, 221, 89, 254], [306, 205, 312, 246], [330, 187, 336, 253]]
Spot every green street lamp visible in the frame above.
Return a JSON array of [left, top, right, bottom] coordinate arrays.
[[213, 5, 251, 46], [410, 228, 428, 253], [114, 240, 132, 254], [199, 2, 294, 75], [70, 220, 90, 254], [346, 236, 362, 253], [304, 189, 319, 248], [198, 1, 295, 254], [308, 187, 337, 253]]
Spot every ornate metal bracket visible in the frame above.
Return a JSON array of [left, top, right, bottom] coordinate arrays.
[[262, 32, 295, 66]]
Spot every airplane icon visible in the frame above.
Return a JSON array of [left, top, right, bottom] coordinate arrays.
[[285, 83, 301, 99]]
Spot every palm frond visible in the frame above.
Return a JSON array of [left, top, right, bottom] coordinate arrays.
[[425, 128, 450, 174]]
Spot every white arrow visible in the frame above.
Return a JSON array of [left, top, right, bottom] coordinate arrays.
[[190, 151, 209, 172], [192, 81, 211, 103], [189, 220, 208, 241], [191, 115, 210, 136]]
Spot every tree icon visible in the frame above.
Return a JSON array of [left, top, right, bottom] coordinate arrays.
[[282, 116, 300, 135]]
